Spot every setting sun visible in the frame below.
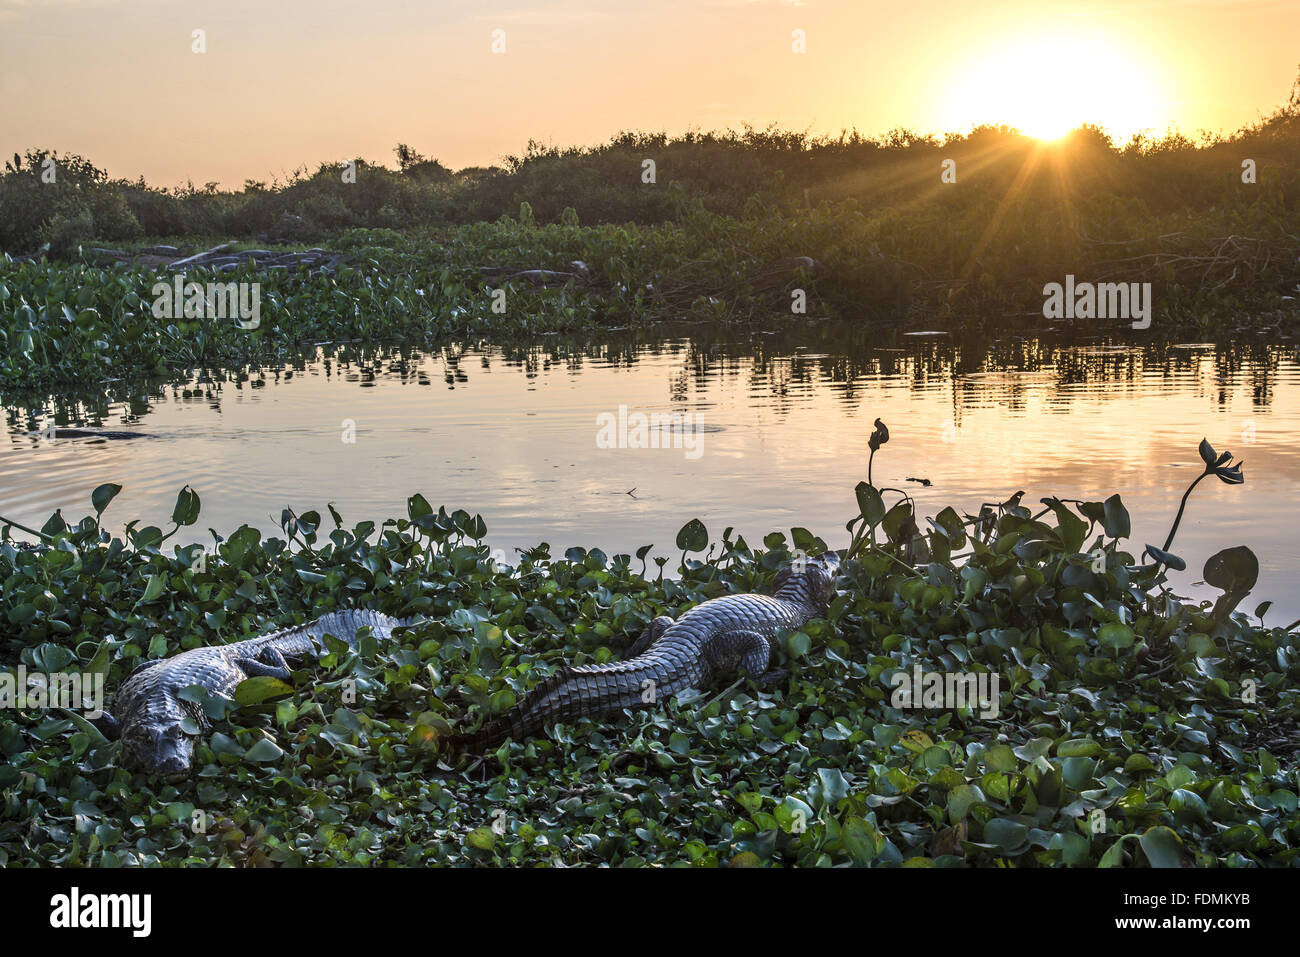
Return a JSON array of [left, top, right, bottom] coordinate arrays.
[[944, 30, 1165, 141]]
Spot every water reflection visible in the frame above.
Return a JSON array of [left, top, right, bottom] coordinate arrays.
[[3, 325, 1298, 621]]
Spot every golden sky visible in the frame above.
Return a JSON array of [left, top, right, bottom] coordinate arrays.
[[1, 0, 1297, 186]]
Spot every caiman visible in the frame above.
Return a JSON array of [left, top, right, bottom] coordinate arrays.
[[456, 553, 839, 752], [104, 609, 415, 777]]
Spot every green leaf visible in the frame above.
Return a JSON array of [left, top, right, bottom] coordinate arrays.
[[1054, 831, 1090, 866], [1204, 546, 1259, 622], [984, 744, 1018, 772], [41, 509, 67, 537], [983, 818, 1029, 852], [814, 767, 850, 808], [1124, 754, 1156, 774], [91, 483, 122, 515], [137, 573, 167, 605], [1097, 622, 1134, 650], [947, 784, 985, 821], [243, 738, 283, 762], [233, 676, 295, 707], [1078, 501, 1106, 526], [1169, 788, 1208, 821], [1098, 836, 1132, 867], [1058, 738, 1102, 758], [209, 732, 243, 756], [1203, 546, 1258, 594], [855, 482, 886, 526], [882, 502, 913, 543], [932, 506, 967, 547], [1041, 497, 1087, 554], [841, 817, 882, 863], [675, 518, 708, 553], [1138, 826, 1184, 868], [171, 486, 201, 527], [1101, 494, 1130, 539]]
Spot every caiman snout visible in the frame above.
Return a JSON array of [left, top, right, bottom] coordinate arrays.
[[775, 551, 840, 607], [807, 553, 839, 604], [125, 726, 195, 778]]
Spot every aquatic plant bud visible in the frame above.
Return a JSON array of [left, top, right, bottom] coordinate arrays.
[[869, 418, 890, 452], [1215, 461, 1245, 484]]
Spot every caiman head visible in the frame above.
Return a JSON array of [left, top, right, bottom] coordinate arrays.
[[773, 551, 840, 611], [119, 701, 199, 779]]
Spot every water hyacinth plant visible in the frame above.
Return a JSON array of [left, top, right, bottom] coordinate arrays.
[[0, 423, 1293, 867], [1144, 438, 1245, 572]]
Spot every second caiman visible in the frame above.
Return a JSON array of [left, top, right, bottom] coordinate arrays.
[[456, 553, 839, 752]]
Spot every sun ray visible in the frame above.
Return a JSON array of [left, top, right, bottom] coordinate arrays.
[[957, 142, 1046, 282], [810, 133, 1032, 217]]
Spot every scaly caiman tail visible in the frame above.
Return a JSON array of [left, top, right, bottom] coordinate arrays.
[[452, 552, 840, 753], [454, 658, 678, 753]]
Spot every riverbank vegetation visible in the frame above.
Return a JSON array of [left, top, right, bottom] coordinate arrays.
[[1, 440, 1295, 866], [2, 71, 1298, 378]]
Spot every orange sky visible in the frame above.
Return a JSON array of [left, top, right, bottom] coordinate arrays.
[[1, 0, 1297, 187]]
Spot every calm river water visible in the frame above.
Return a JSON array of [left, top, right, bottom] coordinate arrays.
[[3, 325, 1298, 622]]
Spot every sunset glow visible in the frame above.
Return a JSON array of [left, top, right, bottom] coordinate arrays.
[[943, 31, 1166, 141], [0, 1, 1294, 185], [3, 0, 1300, 883]]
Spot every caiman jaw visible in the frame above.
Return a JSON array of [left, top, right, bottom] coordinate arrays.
[[124, 726, 196, 779]]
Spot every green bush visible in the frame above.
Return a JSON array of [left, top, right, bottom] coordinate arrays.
[[4, 69, 1297, 248]]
